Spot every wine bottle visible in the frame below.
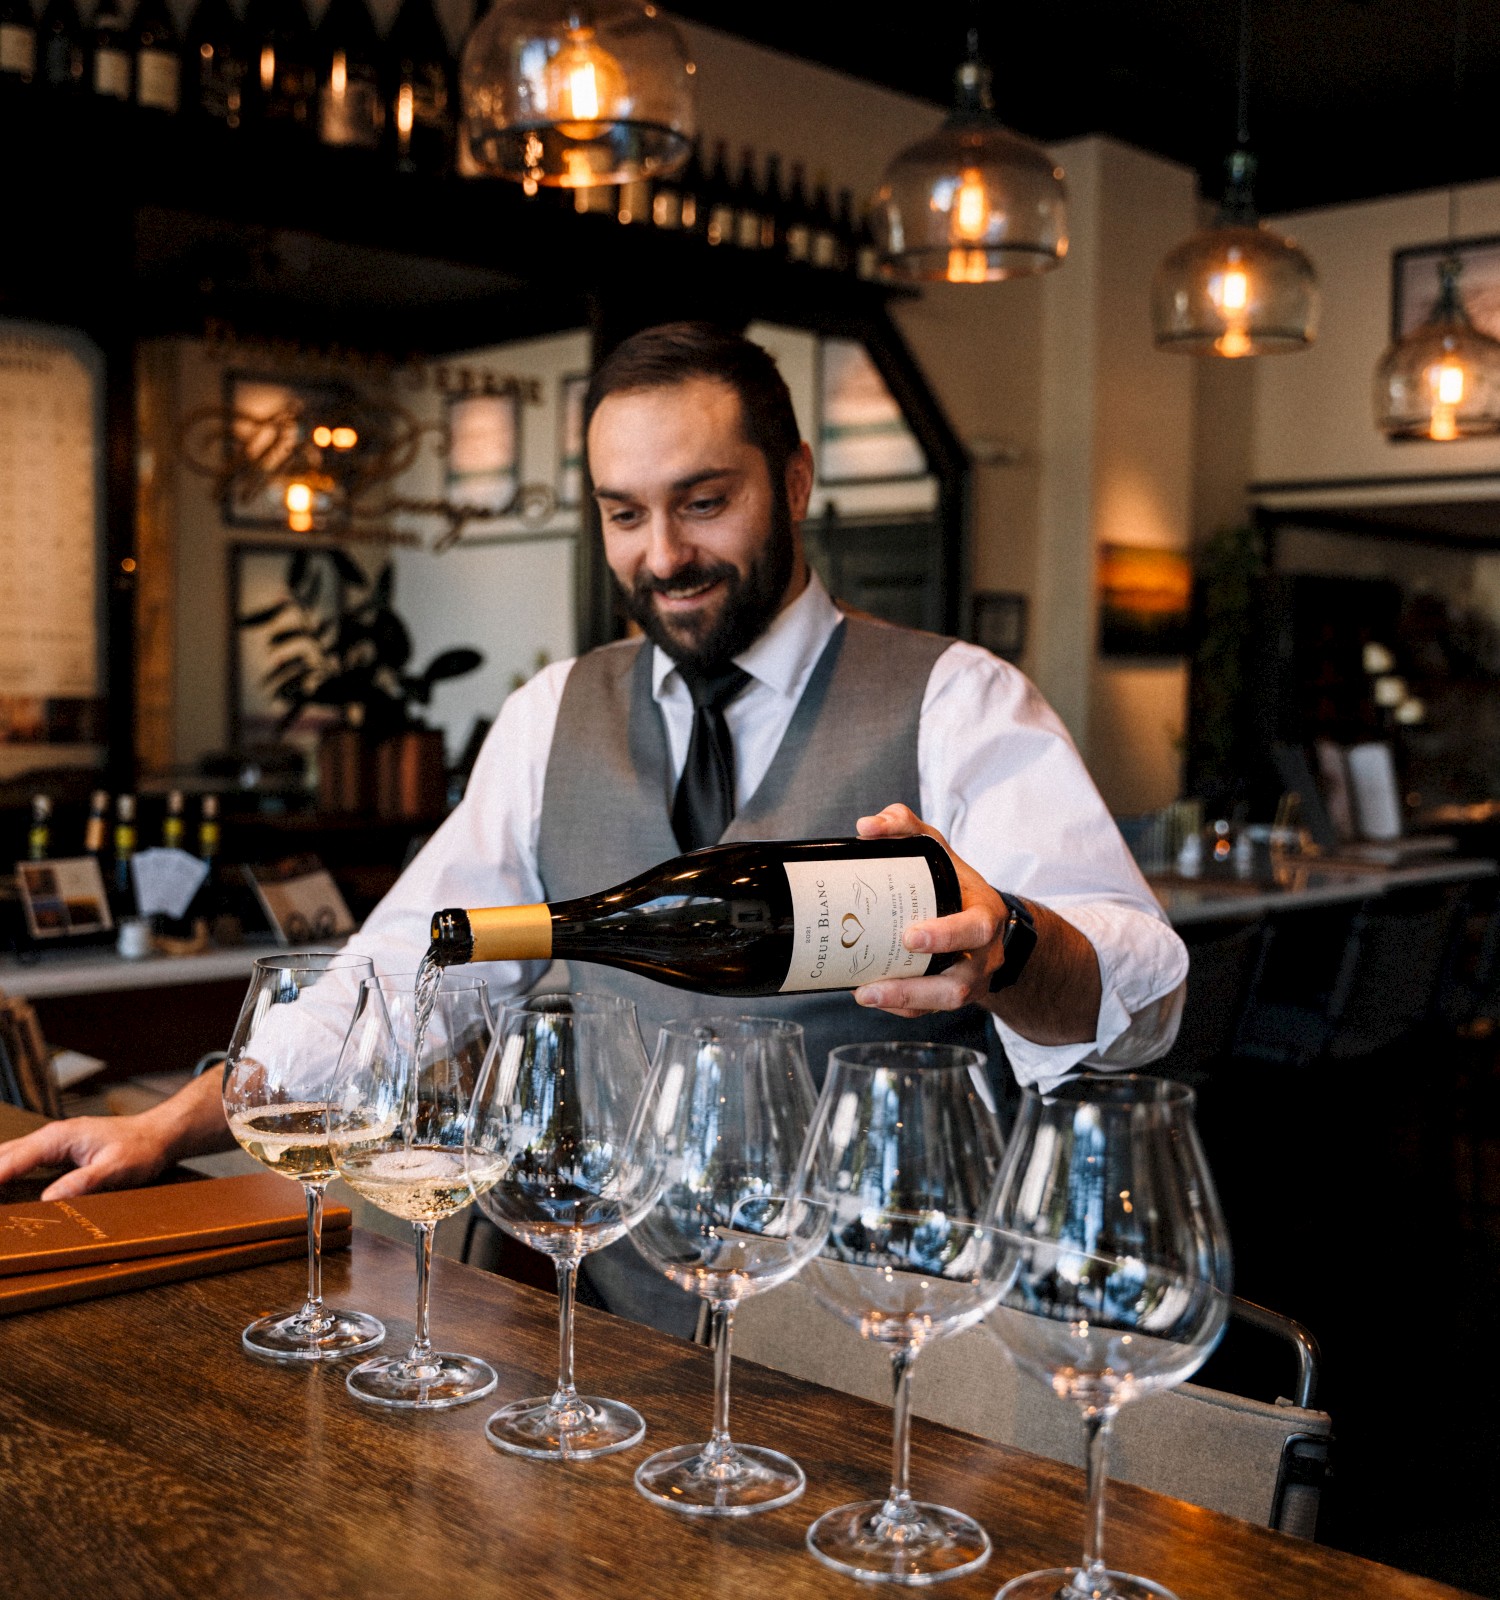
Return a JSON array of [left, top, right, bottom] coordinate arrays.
[[703, 138, 734, 246], [162, 787, 185, 848], [650, 150, 683, 229], [315, 0, 380, 150], [183, 0, 247, 128], [27, 794, 51, 861], [759, 152, 784, 252], [732, 145, 763, 250], [38, 0, 85, 94], [382, 0, 452, 176], [809, 174, 841, 269], [91, 0, 132, 101], [112, 791, 137, 910], [429, 836, 962, 997], [243, 0, 314, 134], [782, 160, 811, 263], [0, 0, 37, 88], [675, 137, 703, 233], [132, 0, 177, 111], [83, 786, 110, 861]]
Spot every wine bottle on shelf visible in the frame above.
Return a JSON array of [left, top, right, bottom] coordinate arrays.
[[316, 0, 381, 150], [112, 792, 137, 913], [382, 0, 453, 176], [809, 175, 841, 269], [83, 787, 110, 865], [617, 172, 651, 225], [732, 146, 764, 250], [428, 836, 962, 998], [38, 0, 85, 93], [650, 152, 684, 229], [703, 138, 734, 246], [184, 0, 247, 128], [132, 0, 178, 112], [0, 0, 38, 89], [90, 0, 132, 101], [782, 160, 811, 263], [854, 196, 883, 282], [27, 795, 51, 862], [243, 0, 315, 135], [674, 137, 704, 233], [835, 187, 860, 273], [759, 152, 784, 252], [162, 787, 185, 849]]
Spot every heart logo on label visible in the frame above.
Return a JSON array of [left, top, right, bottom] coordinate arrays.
[[840, 913, 865, 948]]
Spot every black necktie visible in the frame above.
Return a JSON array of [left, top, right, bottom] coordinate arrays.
[[671, 663, 752, 852]]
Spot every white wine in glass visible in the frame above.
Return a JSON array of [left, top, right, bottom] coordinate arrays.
[[223, 952, 386, 1363]]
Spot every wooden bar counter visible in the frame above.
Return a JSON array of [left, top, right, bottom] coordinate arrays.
[[0, 1230, 1474, 1600]]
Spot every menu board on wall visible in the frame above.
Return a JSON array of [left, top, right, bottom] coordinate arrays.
[[0, 321, 103, 771]]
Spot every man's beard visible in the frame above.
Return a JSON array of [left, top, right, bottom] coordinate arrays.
[[619, 497, 796, 673]]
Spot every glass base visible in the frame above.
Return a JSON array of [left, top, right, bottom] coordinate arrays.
[[484, 1394, 645, 1460], [346, 1352, 498, 1410], [996, 1569, 1180, 1600], [241, 1307, 385, 1364], [634, 1440, 805, 1516], [807, 1498, 991, 1586]]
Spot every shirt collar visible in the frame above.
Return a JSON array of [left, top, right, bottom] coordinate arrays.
[[652, 572, 843, 702]]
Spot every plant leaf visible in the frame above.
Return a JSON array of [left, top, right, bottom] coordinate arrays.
[[421, 647, 484, 686], [330, 548, 365, 587], [238, 600, 290, 628], [268, 626, 315, 647]]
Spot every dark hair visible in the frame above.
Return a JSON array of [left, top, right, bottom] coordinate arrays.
[[583, 322, 802, 482]]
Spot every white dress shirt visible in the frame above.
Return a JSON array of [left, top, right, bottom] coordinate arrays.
[[343, 574, 1185, 1093]]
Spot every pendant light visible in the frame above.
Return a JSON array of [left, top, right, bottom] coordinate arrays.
[[1151, 0, 1318, 357], [460, 0, 695, 190], [870, 28, 1067, 284], [1373, 0, 1500, 441]]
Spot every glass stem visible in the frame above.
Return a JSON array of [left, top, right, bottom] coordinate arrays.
[[1077, 1406, 1117, 1591], [410, 1221, 435, 1366], [301, 1181, 326, 1323], [886, 1343, 918, 1513], [705, 1301, 737, 1462], [551, 1256, 580, 1411]]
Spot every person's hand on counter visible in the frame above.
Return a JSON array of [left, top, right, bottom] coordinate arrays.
[[0, 1070, 235, 1200]]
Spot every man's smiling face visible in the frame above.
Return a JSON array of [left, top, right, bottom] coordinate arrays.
[[588, 376, 812, 671]]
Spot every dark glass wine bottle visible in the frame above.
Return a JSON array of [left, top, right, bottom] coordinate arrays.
[[429, 836, 962, 998], [703, 138, 734, 247], [27, 794, 51, 862], [90, 0, 132, 101], [650, 150, 683, 229], [184, 0, 246, 127], [782, 159, 811, 263], [0, 0, 38, 89], [732, 145, 763, 250], [133, 0, 178, 111], [809, 174, 841, 269], [315, 0, 380, 149], [38, 0, 86, 94], [758, 152, 784, 252], [674, 136, 704, 233], [243, 0, 314, 134], [112, 791, 137, 914], [382, 0, 452, 176]]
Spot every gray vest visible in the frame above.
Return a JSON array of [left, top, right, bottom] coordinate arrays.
[[536, 614, 993, 1080]]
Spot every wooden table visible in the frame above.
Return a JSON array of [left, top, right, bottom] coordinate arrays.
[[0, 1231, 1473, 1600]]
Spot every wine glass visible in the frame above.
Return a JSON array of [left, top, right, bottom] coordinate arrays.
[[986, 1075, 1233, 1600], [628, 1017, 832, 1515], [800, 1042, 1008, 1585], [222, 952, 386, 1363], [467, 991, 661, 1459], [331, 971, 508, 1409]]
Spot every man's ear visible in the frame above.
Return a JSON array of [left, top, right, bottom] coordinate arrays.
[[785, 441, 815, 524]]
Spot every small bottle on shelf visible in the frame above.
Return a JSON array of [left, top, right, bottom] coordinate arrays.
[[316, 0, 382, 151], [37, 0, 87, 95], [854, 197, 884, 282], [83, 787, 110, 860], [0, 0, 38, 89], [244, 0, 316, 137], [133, 0, 179, 113], [162, 788, 186, 849], [704, 138, 734, 246], [113, 792, 137, 910], [90, 0, 133, 101], [382, 0, 454, 177], [782, 160, 811, 263], [759, 153, 784, 252], [732, 146, 764, 250], [27, 795, 51, 862], [809, 175, 841, 269], [197, 793, 221, 863], [184, 0, 248, 129]]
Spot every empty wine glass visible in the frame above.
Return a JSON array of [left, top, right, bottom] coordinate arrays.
[[223, 951, 386, 1363], [986, 1075, 1232, 1600], [800, 1042, 1008, 1585], [467, 991, 660, 1459], [331, 971, 507, 1409], [629, 1017, 832, 1515]]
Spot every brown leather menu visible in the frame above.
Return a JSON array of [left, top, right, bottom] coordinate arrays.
[[0, 1225, 353, 1317], [0, 1172, 353, 1278]]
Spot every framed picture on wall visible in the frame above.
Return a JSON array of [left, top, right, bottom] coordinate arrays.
[[558, 373, 588, 508], [222, 373, 356, 528], [229, 544, 350, 750], [446, 390, 520, 515], [971, 592, 1028, 663], [815, 338, 927, 485], [1098, 543, 1192, 658], [1391, 233, 1500, 341]]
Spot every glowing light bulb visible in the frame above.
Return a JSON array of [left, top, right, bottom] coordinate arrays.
[[312, 425, 333, 448], [330, 50, 346, 97], [1436, 361, 1465, 405], [954, 169, 988, 241], [945, 248, 990, 284], [330, 426, 358, 450], [285, 481, 313, 516], [542, 24, 627, 143], [1429, 359, 1466, 440], [1216, 326, 1253, 358], [396, 82, 414, 139], [260, 44, 274, 93], [1208, 253, 1254, 356], [1219, 266, 1249, 312]]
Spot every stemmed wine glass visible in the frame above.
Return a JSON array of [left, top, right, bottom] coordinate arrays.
[[628, 1017, 832, 1515], [466, 991, 661, 1459], [331, 971, 509, 1409], [222, 952, 386, 1362], [800, 1042, 1009, 1584], [986, 1075, 1232, 1600]]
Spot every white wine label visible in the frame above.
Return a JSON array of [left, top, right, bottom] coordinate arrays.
[[785, 223, 811, 261], [94, 47, 130, 98], [812, 230, 840, 268], [781, 856, 937, 992], [652, 190, 682, 228], [137, 48, 179, 110], [735, 209, 762, 249], [0, 24, 36, 75]]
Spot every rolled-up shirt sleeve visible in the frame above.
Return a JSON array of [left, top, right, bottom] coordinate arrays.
[[919, 642, 1187, 1092]]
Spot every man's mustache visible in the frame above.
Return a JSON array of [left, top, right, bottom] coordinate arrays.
[[631, 562, 739, 601]]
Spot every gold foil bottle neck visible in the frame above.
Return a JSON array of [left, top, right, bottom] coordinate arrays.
[[468, 904, 553, 963]]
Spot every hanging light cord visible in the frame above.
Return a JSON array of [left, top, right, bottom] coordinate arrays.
[[1449, 0, 1467, 242], [1235, 0, 1250, 150]]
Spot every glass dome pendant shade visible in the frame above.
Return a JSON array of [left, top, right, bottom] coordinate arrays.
[[1152, 150, 1319, 357], [1375, 255, 1500, 441], [460, 0, 695, 189], [871, 38, 1067, 284]]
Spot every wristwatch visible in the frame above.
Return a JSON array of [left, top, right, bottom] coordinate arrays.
[[987, 892, 1038, 993]]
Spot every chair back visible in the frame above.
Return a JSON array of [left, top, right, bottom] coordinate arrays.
[[1151, 915, 1263, 1081]]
